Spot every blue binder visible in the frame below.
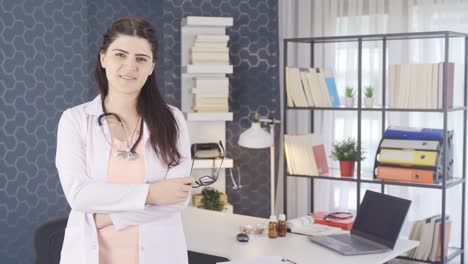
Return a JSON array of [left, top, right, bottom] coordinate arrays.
[[384, 127, 445, 141]]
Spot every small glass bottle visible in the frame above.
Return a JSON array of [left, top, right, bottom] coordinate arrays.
[[277, 214, 287, 237], [268, 215, 278, 238]]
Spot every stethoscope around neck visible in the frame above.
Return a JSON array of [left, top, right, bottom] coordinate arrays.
[[97, 111, 144, 161]]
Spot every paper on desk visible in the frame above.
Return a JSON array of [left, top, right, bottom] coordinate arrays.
[[217, 256, 285, 264]]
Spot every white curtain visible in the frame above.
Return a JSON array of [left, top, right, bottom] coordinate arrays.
[[278, 0, 468, 255]]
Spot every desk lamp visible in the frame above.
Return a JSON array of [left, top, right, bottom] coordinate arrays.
[[238, 113, 280, 216]]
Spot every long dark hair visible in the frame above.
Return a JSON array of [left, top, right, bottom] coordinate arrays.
[[94, 16, 181, 167]]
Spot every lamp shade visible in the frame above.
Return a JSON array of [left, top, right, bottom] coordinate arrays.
[[238, 122, 273, 149]]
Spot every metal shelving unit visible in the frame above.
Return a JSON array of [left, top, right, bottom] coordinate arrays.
[[283, 31, 468, 264]]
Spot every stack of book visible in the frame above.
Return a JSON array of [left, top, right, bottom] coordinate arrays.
[[406, 214, 451, 262], [190, 34, 229, 64], [189, 34, 230, 113], [374, 127, 453, 184], [284, 134, 328, 176], [285, 67, 340, 107], [388, 63, 454, 109], [192, 77, 229, 112]]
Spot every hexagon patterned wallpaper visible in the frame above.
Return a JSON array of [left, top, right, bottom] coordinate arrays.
[[0, 0, 278, 262], [164, 0, 279, 218]]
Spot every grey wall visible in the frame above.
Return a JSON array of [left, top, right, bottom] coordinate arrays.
[[0, 0, 278, 262]]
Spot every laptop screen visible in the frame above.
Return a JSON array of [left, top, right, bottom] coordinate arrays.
[[351, 190, 411, 249]]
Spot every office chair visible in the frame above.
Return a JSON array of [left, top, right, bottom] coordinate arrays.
[[34, 217, 68, 264]]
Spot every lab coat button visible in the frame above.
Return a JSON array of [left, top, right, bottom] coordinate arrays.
[[140, 246, 144, 251]]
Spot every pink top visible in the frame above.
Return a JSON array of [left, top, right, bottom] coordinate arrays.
[[98, 127, 145, 264]]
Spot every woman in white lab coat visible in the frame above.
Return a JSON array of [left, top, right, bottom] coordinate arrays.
[[55, 16, 194, 264]]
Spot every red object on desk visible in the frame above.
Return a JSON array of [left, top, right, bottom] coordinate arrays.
[[310, 211, 355, 231]]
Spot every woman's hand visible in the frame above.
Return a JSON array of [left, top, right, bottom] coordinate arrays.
[[146, 176, 195, 205], [94, 213, 113, 229]]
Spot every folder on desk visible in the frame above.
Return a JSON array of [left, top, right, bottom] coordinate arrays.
[[376, 166, 436, 184], [378, 149, 438, 167]]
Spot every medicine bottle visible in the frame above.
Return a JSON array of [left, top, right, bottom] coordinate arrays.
[[277, 214, 287, 237], [268, 215, 278, 238]]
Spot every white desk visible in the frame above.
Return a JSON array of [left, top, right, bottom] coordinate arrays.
[[182, 207, 418, 264]]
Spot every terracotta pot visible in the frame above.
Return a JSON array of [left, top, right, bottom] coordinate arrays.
[[339, 160, 355, 177]]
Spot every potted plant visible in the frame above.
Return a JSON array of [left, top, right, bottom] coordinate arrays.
[[344, 86, 355, 107], [364, 86, 375, 108], [198, 187, 227, 211], [330, 138, 365, 177]]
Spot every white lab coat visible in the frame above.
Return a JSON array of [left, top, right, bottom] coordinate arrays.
[[55, 95, 191, 264]]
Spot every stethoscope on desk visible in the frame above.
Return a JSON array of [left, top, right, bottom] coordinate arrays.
[[98, 111, 144, 161]]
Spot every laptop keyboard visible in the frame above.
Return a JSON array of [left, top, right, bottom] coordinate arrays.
[[318, 234, 383, 251]]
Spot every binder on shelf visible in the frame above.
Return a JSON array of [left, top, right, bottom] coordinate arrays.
[[378, 149, 438, 167], [375, 166, 436, 184], [380, 139, 440, 151], [384, 127, 445, 141], [373, 126, 454, 183]]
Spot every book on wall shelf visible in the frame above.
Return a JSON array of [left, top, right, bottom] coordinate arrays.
[[283, 31, 467, 264]]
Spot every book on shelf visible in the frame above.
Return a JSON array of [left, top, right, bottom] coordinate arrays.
[[286, 215, 343, 236], [388, 63, 454, 109], [193, 105, 229, 112], [324, 70, 341, 107], [191, 47, 229, 53], [407, 215, 451, 261], [194, 34, 229, 42], [285, 67, 339, 107], [284, 134, 328, 176], [192, 89, 229, 98]]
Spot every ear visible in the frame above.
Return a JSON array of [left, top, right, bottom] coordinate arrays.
[[100, 50, 106, 69]]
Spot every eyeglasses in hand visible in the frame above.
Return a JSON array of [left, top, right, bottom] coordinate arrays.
[[190, 141, 225, 188]]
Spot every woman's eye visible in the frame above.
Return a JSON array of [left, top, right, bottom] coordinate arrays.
[[116, 53, 125, 58], [137, 57, 147, 62]]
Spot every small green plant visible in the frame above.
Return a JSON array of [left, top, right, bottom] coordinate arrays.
[[345, 86, 355, 98], [201, 187, 224, 211], [364, 86, 375, 98], [330, 138, 365, 161]]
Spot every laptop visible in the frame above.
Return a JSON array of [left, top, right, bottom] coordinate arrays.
[[308, 190, 411, 255]]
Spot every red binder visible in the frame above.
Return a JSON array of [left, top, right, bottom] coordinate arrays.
[[310, 211, 355, 231]]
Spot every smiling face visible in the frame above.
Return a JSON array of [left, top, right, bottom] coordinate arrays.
[[100, 34, 155, 96]]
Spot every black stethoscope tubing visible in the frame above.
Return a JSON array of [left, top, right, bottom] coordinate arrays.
[[97, 111, 144, 155]]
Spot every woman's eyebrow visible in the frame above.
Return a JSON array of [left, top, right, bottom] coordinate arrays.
[[112, 48, 151, 59]]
